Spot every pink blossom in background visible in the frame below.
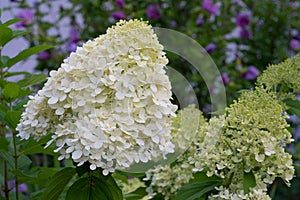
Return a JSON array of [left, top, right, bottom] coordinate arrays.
[[38, 51, 51, 60], [236, 13, 250, 28], [239, 28, 251, 38], [111, 10, 126, 20], [16, 9, 34, 27], [202, 0, 219, 16], [69, 28, 80, 43], [146, 5, 161, 20], [205, 43, 217, 53], [221, 73, 230, 84], [116, 0, 125, 8], [243, 66, 260, 80], [196, 14, 204, 26], [290, 39, 300, 50]]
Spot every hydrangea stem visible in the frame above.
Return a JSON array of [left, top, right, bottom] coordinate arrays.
[[10, 101, 19, 200]]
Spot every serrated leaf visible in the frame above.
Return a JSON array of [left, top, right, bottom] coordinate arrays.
[[42, 167, 76, 200], [176, 182, 219, 200], [243, 171, 256, 194], [66, 176, 111, 200], [7, 45, 53, 67], [3, 82, 20, 100], [0, 25, 13, 46], [0, 137, 9, 152], [17, 73, 47, 87], [4, 110, 22, 129], [4, 18, 24, 26]]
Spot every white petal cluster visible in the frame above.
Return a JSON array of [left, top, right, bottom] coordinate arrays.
[[17, 19, 177, 175]]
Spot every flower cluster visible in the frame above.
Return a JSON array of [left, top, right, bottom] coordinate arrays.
[[257, 55, 300, 99], [197, 88, 294, 199], [145, 87, 294, 199], [144, 106, 207, 199], [17, 19, 177, 175]]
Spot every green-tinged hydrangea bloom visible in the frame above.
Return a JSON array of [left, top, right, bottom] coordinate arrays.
[[144, 105, 207, 199], [257, 55, 300, 99], [195, 88, 294, 199]]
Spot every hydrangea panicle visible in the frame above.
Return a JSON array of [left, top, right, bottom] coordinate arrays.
[[17, 19, 177, 175]]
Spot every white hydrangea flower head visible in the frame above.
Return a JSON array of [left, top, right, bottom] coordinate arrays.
[[17, 19, 178, 175]]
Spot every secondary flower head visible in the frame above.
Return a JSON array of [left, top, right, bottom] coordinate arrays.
[[202, 0, 219, 16], [146, 5, 161, 20], [16, 9, 34, 28], [17, 19, 177, 175]]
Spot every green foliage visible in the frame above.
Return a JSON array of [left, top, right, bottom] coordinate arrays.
[[243, 171, 256, 194], [42, 167, 76, 200], [66, 173, 123, 200]]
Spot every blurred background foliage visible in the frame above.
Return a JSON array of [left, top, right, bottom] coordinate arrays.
[[1, 0, 300, 199]]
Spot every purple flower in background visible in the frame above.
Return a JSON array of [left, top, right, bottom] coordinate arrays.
[[39, 51, 51, 60], [16, 9, 34, 28], [8, 180, 27, 193], [66, 41, 77, 53], [243, 66, 260, 80], [146, 5, 161, 20], [202, 0, 219, 16], [221, 73, 230, 84], [236, 13, 250, 28], [116, 0, 125, 8], [111, 11, 126, 20], [290, 39, 300, 50], [69, 28, 80, 43], [196, 14, 204, 26], [239, 28, 251, 38], [205, 43, 217, 53]]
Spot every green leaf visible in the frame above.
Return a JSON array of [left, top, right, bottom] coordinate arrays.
[[283, 98, 300, 118], [75, 161, 90, 177], [4, 110, 22, 129], [124, 187, 147, 200], [0, 152, 14, 168], [190, 171, 222, 184], [4, 71, 30, 78], [0, 56, 10, 68], [42, 167, 76, 200], [176, 182, 219, 200], [0, 25, 13, 46], [3, 82, 20, 100], [66, 176, 111, 200], [21, 135, 55, 156], [18, 154, 32, 170], [0, 137, 9, 152], [17, 88, 33, 99], [12, 30, 31, 40], [4, 18, 24, 26], [7, 45, 53, 67], [92, 169, 123, 200], [17, 73, 47, 87], [243, 171, 256, 194]]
